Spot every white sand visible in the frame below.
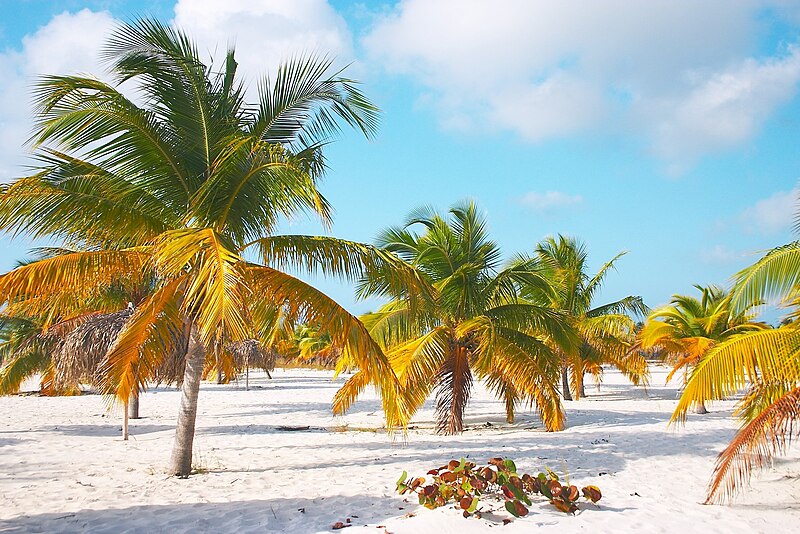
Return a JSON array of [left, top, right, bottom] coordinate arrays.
[[1, 365, 798, 533]]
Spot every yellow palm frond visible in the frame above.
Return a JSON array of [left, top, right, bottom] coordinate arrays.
[[672, 326, 800, 423], [474, 323, 564, 431], [387, 326, 450, 416], [245, 264, 410, 428], [154, 228, 250, 345], [0, 250, 146, 312], [98, 279, 183, 403]]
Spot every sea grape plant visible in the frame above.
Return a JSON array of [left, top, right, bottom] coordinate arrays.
[[396, 457, 601, 519]]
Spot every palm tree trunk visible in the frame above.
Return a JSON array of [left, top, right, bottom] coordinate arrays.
[[435, 343, 473, 435], [122, 400, 129, 441], [169, 322, 204, 477], [216, 346, 223, 384], [561, 367, 573, 401], [579, 373, 586, 399], [129, 394, 140, 419], [695, 400, 708, 414]]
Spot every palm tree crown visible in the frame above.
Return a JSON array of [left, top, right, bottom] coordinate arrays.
[[527, 236, 649, 400], [358, 201, 577, 434]]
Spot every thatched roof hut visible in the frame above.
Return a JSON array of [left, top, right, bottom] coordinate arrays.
[[52, 308, 275, 390], [227, 339, 277, 371], [51, 309, 187, 391]]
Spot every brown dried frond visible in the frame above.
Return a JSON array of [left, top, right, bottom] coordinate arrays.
[[706, 386, 800, 504]]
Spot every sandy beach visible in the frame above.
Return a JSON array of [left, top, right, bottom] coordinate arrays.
[[0, 366, 797, 533]]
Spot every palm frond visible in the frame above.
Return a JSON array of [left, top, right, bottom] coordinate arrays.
[[673, 326, 800, 423], [705, 387, 800, 503]]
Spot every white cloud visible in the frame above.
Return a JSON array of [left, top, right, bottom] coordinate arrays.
[[363, 0, 800, 168], [0, 2, 354, 181], [740, 186, 798, 234], [649, 47, 800, 169], [519, 191, 584, 214], [700, 244, 745, 265], [172, 0, 354, 84], [0, 9, 115, 179]]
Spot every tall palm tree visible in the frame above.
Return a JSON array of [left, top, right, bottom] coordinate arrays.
[[0, 19, 421, 476], [529, 236, 649, 401], [670, 245, 800, 503], [357, 202, 577, 434], [640, 284, 766, 414]]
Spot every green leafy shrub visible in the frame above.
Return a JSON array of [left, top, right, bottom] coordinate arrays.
[[396, 457, 601, 519]]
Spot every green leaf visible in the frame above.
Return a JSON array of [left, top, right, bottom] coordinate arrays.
[[468, 497, 479, 513], [503, 459, 517, 473], [505, 500, 520, 517], [454, 457, 466, 473]]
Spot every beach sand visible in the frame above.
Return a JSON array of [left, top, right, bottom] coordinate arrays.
[[1, 365, 798, 533]]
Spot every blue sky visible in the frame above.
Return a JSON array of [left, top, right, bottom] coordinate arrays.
[[1, 1, 799, 317]]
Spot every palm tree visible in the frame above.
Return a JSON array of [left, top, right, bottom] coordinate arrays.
[[670, 245, 800, 503], [529, 236, 649, 401], [0, 19, 421, 476], [357, 202, 577, 434], [293, 323, 345, 368], [640, 284, 766, 414]]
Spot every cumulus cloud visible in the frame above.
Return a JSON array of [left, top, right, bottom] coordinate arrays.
[[519, 191, 584, 214], [740, 186, 798, 234], [0, 1, 354, 180], [649, 47, 800, 170], [172, 0, 354, 84], [0, 9, 115, 178], [363, 0, 800, 168]]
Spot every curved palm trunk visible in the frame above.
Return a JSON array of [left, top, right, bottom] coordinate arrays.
[[169, 323, 205, 477], [435, 342, 473, 435]]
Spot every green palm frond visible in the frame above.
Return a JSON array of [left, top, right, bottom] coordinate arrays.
[[730, 242, 800, 312]]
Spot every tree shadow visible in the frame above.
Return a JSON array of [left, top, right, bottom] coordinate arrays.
[[0, 496, 407, 534]]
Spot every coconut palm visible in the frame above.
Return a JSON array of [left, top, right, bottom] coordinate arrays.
[[0, 19, 423, 476], [293, 323, 344, 368], [0, 313, 65, 395], [640, 284, 766, 415], [528, 236, 649, 401], [670, 244, 800, 503], [357, 202, 577, 434]]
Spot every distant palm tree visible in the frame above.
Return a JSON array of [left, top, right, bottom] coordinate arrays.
[[357, 202, 577, 434], [670, 245, 800, 503], [640, 284, 766, 414], [528, 236, 649, 401], [0, 19, 420, 476]]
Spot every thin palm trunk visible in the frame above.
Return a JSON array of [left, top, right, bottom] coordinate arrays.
[[216, 346, 223, 384], [561, 366, 573, 401], [122, 400, 129, 440], [695, 400, 708, 414], [169, 322, 204, 477], [129, 393, 140, 419]]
